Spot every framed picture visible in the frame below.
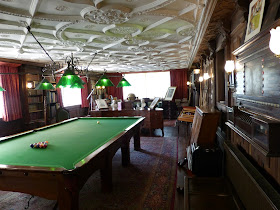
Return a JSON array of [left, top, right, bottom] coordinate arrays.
[[164, 87, 176, 101], [149, 97, 160, 109], [245, 0, 265, 42], [95, 99, 108, 109]]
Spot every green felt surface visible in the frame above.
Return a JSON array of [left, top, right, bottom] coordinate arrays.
[[0, 117, 140, 170]]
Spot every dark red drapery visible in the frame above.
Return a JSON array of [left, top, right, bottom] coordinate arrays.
[[0, 63, 22, 122], [81, 77, 89, 108], [106, 73, 123, 100], [170, 69, 188, 100], [55, 77, 63, 107]]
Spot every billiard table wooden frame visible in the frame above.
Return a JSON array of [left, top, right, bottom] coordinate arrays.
[[0, 117, 144, 210]]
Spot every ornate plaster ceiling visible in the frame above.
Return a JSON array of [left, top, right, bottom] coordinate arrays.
[[0, 0, 216, 72]]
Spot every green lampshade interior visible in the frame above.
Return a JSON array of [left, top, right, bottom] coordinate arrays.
[[57, 68, 85, 89], [35, 78, 55, 90], [117, 78, 131, 87], [96, 74, 114, 87], [0, 86, 5, 91]]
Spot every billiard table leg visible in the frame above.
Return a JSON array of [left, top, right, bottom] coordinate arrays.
[[121, 141, 130, 166], [100, 158, 113, 192], [133, 129, 141, 151], [58, 176, 79, 210]]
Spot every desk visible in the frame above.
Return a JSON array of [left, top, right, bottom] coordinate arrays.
[[90, 109, 164, 136], [0, 117, 144, 210]]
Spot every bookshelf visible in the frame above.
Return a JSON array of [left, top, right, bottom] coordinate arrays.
[[45, 78, 57, 124], [26, 74, 46, 129]]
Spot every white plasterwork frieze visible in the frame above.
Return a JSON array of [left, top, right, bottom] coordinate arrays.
[[81, 7, 130, 25]]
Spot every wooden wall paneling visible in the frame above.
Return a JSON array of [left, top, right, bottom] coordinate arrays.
[[233, 19, 280, 119], [262, 0, 280, 27], [228, 123, 280, 186], [278, 159, 280, 184], [215, 50, 225, 103]]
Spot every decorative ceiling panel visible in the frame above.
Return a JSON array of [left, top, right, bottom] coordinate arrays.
[[0, 0, 217, 72]]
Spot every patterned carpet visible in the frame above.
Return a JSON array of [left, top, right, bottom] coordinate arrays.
[[0, 136, 178, 210]]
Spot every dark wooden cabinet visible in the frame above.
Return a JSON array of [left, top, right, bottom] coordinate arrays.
[[228, 106, 280, 156], [252, 116, 280, 156], [162, 101, 178, 119], [89, 109, 164, 136]]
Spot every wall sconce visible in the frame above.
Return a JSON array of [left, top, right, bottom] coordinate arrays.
[[224, 60, 235, 74], [27, 81, 34, 89], [203, 73, 210, 80], [199, 76, 203, 82], [269, 26, 280, 57], [186, 81, 191, 86], [193, 69, 200, 74]]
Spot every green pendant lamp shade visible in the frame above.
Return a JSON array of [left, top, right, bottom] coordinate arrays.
[[56, 66, 85, 89], [0, 86, 5, 91], [96, 74, 114, 87], [117, 77, 131, 87], [35, 78, 55, 90]]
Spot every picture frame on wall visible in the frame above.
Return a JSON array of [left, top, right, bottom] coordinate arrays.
[[164, 87, 176, 101], [95, 99, 108, 109], [149, 97, 160, 109], [245, 0, 265, 42]]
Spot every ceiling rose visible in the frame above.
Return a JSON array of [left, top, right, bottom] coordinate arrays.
[[55, 5, 68, 11], [82, 7, 130, 25]]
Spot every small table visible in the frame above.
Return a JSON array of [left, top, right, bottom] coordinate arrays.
[[0, 117, 144, 210], [177, 106, 196, 134]]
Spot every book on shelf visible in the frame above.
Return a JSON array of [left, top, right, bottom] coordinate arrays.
[[46, 91, 57, 104]]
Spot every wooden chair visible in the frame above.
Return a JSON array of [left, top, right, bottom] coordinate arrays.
[[56, 107, 70, 122]]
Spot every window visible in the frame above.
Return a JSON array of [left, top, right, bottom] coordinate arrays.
[[0, 92, 4, 118], [123, 72, 170, 99], [61, 87, 82, 107]]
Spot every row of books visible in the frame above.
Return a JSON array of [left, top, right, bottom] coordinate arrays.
[[28, 97, 42, 103], [46, 91, 57, 103]]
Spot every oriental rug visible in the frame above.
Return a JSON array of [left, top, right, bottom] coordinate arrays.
[[0, 136, 177, 210]]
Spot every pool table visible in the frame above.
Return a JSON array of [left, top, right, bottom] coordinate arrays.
[[0, 117, 144, 210]]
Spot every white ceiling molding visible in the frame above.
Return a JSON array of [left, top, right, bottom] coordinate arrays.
[[188, 0, 217, 67], [142, 17, 173, 32], [178, 4, 197, 16], [0, 0, 213, 72]]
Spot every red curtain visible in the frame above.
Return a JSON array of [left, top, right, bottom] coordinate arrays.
[[170, 69, 188, 100], [55, 77, 63, 107], [0, 63, 22, 122], [81, 77, 89, 108], [106, 73, 123, 100]]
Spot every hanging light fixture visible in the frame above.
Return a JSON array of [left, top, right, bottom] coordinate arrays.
[[117, 77, 131, 88], [95, 71, 114, 87], [56, 54, 85, 89], [35, 78, 55, 90], [0, 86, 5, 91]]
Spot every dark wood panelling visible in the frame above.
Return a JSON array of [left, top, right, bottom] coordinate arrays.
[[228, 123, 280, 188], [0, 119, 25, 137], [233, 19, 280, 119]]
